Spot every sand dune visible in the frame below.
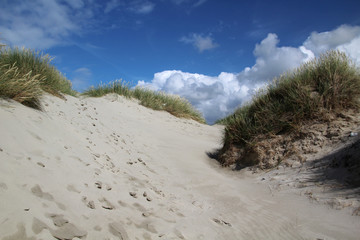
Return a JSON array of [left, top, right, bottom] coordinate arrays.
[[0, 94, 359, 240]]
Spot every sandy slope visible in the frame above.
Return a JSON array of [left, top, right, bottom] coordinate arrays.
[[0, 94, 359, 240]]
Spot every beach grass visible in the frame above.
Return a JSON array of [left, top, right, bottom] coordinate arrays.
[[83, 81, 206, 124], [217, 50, 360, 167], [0, 46, 76, 108], [0, 62, 44, 109], [81, 80, 133, 98], [0, 45, 204, 123]]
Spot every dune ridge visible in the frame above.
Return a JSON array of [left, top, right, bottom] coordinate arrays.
[[0, 94, 359, 240]]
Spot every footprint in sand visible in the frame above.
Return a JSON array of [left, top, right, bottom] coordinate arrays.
[[212, 218, 232, 227], [94, 225, 102, 231], [129, 191, 138, 198], [66, 184, 81, 193], [99, 197, 115, 210], [143, 191, 152, 202], [133, 202, 147, 212], [135, 220, 158, 234], [31, 185, 67, 210], [32, 217, 87, 240], [45, 213, 68, 227], [138, 158, 147, 166], [94, 181, 112, 191], [118, 200, 128, 207], [0, 182, 8, 191], [142, 212, 151, 217], [36, 162, 45, 168], [174, 229, 186, 239], [31, 185, 53, 201], [1, 223, 33, 240], [95, 181, 102, 189], [109, 222, 129, 240], [87, 200, 96, 209], [150, 187, 165, 197], [94, 168, 101, 175], [133, 202, 152, 218], [82, 196, 96, 209]]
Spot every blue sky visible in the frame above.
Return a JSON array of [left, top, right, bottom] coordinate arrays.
[[1, 0, 360, 123]]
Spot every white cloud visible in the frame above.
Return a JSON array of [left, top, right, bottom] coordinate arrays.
[[138, 70, 253, 123], [0, 0, 88, 49], [243, 33, 312, 83], [139, 25, 360, 124], [105, 0, 155, 14], [180, 33, 218, 52], [171, 0, 189, 4], [337, 36, 360, 65], [171, 0, 207, 7], [71, 67, 92, 91], [303, 25, 360, 56], [104, 0, 122, 13], [128, 0, 155, 14], [193, 0, 207, 7], [303, 25, 360, 66], [63, 0, 84, 9]]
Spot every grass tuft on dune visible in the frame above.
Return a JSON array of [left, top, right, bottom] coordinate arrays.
[[0, 45, 204, 123], [217, 50, 360, 168], [0, 46, 76, 109], [83, 80, 206, 124]]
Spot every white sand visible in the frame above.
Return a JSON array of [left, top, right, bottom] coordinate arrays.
[[0, 93, 359, 240]]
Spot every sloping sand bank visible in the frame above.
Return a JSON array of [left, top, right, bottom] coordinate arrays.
[[0, 94, 359, 240]]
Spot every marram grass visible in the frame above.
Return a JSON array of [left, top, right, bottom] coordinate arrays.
[[0, 46, 76, 109], [82, 80, 133, 98], [0, 63, 43, 109], [0, 45, 204, 123], [0, 47, 75, 96], [83, 81, 206, 124], [217, 50, 360, 167]]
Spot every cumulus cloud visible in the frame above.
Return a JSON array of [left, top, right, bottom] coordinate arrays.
[[241, 33, 312, 83], [138, 71, 248, 123], [303, 25, 360, 56], [337, 36, 360, 65], [180, 33, 218, 52], [304, 25, 360, 65], [139, 25, 360, 124]]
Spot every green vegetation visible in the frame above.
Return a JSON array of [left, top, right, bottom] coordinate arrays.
[[83, 81, 206, 124], [0, 46, 76, 109], [218, 50, 360, 167], [133, 87, 204, 122], [81, 80, 133, 98], [0, 62, 44, 109], [0, 45, 204, 123]]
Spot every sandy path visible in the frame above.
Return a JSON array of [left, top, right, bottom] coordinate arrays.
[[0, 94, 359, 240]]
